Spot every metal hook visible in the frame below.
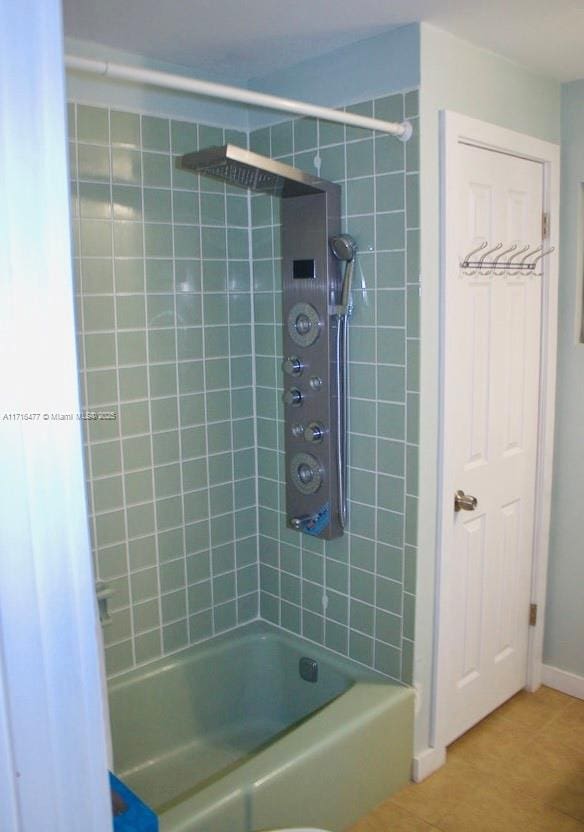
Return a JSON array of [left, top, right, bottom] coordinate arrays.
[[519, 244, 542, 276], [477, 242, 503, 275], [461, 240, 487, 275], [529, 246, 555, 275], [491, 243, 517, 276], [502, 244, 530, 277]]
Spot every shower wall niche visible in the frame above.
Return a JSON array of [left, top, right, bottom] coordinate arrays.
[[70, 87, 420, 685]]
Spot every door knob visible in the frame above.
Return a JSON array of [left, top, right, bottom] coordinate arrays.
[[454, 490, 478, 512]]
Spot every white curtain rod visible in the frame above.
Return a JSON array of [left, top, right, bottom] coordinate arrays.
[[65, 55, 412, 142]]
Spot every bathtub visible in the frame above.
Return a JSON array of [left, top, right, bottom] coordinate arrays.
[[109, 621, 414, 832]]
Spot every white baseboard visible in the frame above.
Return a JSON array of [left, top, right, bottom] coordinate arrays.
[[412, 745, 447, 782], [542, 664, 584, 700]]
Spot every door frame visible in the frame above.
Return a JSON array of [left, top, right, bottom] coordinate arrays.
[[432, 111, 560, 754]]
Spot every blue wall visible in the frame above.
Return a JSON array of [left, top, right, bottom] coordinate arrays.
[[248, 24, 420, 128], [544, 79, 584, 678]]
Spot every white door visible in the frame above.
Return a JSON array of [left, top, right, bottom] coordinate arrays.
[[440, 142, 544, 745]]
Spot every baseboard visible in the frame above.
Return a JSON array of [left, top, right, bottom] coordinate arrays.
[[412, 745, 447, 782], [542, 664, 584, 700]]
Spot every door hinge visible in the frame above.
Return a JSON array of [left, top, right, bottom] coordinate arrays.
[[542, 212, 550, 240], [529, 603, 538, 626]]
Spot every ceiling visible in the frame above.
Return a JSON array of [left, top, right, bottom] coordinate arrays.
[[62, 0, 584, 83]]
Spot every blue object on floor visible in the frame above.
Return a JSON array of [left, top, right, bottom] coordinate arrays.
[[110, 772, 158, 832]]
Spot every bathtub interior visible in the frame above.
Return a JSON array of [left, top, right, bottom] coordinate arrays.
[[108, 622, 370, 811]]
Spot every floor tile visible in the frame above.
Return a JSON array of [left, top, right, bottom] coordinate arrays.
[[348, 800, 442, 831], [495, 685, 574, 731], [390, 758, 484, 826], [540, 699, 584, 752], [349, 686, 584, 832], [446, 707, 534, 774]]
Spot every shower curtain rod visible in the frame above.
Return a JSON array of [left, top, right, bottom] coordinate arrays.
[[65, 55, 413, 142]]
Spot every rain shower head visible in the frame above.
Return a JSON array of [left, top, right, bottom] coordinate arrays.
[[180, 144, 331, 198]]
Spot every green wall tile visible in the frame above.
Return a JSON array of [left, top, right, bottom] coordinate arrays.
[[111, 111, 140, 147], [375, 641, 401, 678], [126, 502, 155, 538], [80, 220, 112, 257], [175, 225, 200, 258], [163, 619, 188, 651], [81, 259, 114, 294], [142, 116, 170, 151], [85, 333, 116, 368], [125, 470, 154, 506], [122, 435, 152, 471], [77, 105, 109, 143], [154, 463, 181, 499], [347, 139, 374, 178], [93, 476, 123, 513], [143, 152, 171, 187], [113, 221, 144, 257], [145, 223, 173, 257], [79, 182, 111, 219], [117, 331, 147, 365], [130, 565, 158, 601], [293, 117, 317, 152], [134, 630, 162, 664], [116, 296, 146, 330], [78, 144, 110, 182], [105, 641, 133, 676], [128, 536, 157, 571], [112, 185, 142, 221], [112, 148, 141, 184], [374, 94, 404, 123], [144, 188, 171, 222], [171, 120, 197, 154], [134, 598, 160, 633]]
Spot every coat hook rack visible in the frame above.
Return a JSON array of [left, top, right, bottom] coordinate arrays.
[[460, 241, 554, 277]]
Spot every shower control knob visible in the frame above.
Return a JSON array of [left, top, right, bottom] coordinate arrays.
[[297, 464, 314, 485], [295, 314, 311, 335], [304, 421, 325, 444], [284, 388, 303, 407], [283, 356, 304, 376]]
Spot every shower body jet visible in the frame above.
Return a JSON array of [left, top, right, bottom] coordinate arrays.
[[181, 145, 348, 539]]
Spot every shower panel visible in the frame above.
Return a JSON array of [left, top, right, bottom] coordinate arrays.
[[181, 145, 345, 539]]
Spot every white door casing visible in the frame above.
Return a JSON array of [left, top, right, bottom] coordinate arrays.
[[433, 113, 560, 754]]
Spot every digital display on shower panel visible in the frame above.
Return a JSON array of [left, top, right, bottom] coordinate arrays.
[[293, 259, 316, 279]]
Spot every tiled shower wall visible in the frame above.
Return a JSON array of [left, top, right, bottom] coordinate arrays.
[[69, 90, 419, 684], [69, 103, 259, 677], [250, 90, 419, 683]]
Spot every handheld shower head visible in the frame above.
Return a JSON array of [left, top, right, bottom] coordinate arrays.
[[330, 234, 358, 315], [330, 234, 357, 264]]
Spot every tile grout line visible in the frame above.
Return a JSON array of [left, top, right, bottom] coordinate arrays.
[[168, 114, 190, 651], [137, 111, 165, 665]]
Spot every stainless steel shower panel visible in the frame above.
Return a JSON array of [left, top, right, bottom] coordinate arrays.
[[281, 186, 343, 539], [179, 145, 344, 539]]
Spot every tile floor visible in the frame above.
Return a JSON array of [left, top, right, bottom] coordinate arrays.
[[348, 686, 584, 831]]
